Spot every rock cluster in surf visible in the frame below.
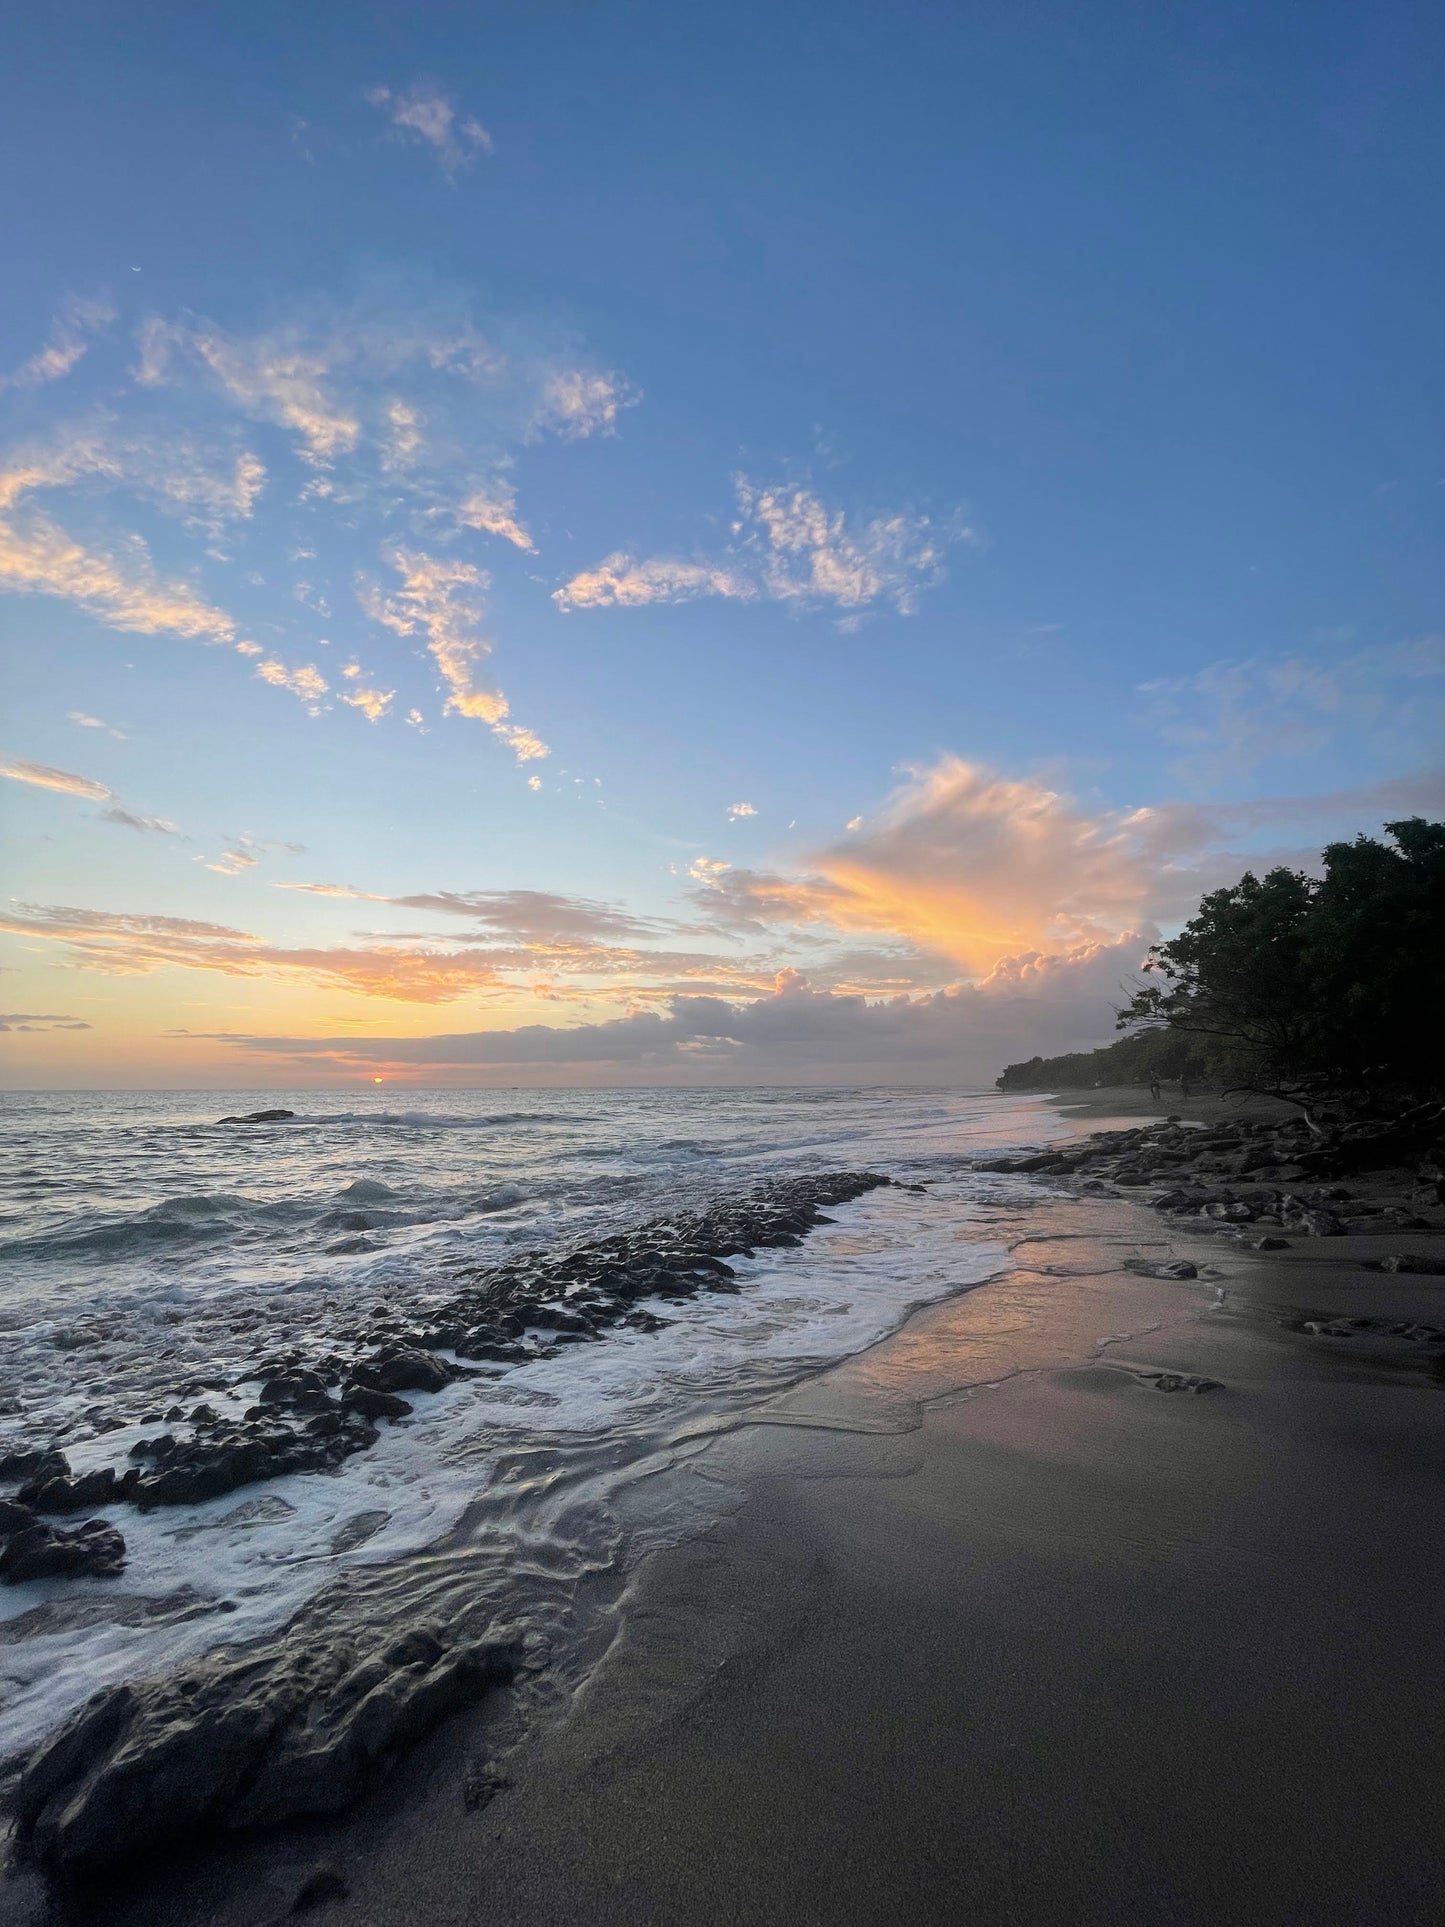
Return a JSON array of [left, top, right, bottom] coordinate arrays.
[[2, 1168, 894, 1880], [0, 1170, 892, 1588], [971, 1111, 1445, 1245]]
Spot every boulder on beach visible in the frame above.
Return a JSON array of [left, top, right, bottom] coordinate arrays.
[[13, 1622, 522, 1875]]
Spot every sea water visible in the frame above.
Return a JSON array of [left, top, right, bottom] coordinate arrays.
[[0, 1086, 1063, 1760]]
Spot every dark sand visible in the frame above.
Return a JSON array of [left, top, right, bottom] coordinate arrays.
[[1044, 1082, 1300, 1123], [28, 1110, 1445, 1926]]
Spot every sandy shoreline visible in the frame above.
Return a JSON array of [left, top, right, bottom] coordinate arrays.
[[21, 1096, 1445, 1925]]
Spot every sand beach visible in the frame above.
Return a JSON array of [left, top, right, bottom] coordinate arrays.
[[38, 1091, 1444, 1927]]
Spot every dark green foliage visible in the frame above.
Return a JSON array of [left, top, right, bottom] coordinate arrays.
[[996, 1029, 1209, 1093], [1116, 818, 1445, 1116]]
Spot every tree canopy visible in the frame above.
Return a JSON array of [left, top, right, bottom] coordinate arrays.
[[1116, 817, 1445, 1116]]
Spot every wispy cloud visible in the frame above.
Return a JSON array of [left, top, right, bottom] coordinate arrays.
[[98, 805, 180, 834], [736, 478, 952, 615], [0, 756, 113, 800], [0, 894, 771, 1007], [531, 369, 637, 442], [277, 882, 667, 946], [0, 1012, 93, 1033], [1, 755, 183, 833], [362, 548, 546, 760], [555, 475, 963, 617], [139, 319, 360, 468], [134, 290, 632, 553], [339, 683, 396, 722], [0, 297, 115, 392], [554, 554, 754, 611], [366, 81, 493, 180], [255, 658, 330, 712], [68, 711, 126, 740], [203, 833, 306, 876], [0, 432, 247, 646], [454, 478, 535, 552], [1140, 635, 1445, 786], [726, 801, 757, 820]]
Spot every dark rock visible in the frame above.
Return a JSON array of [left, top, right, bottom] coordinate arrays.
[[351, 1346, 453, 1396], [1379, 1252, 1445, 1276], [215, 1109, 296, 1124], [13, 1625, 521, 1874], [0, 1497, 38, 1535], [341, 1385, 413, 1421], [1, 1518, 126, 1583], [1281, 1201, 1344, 1237], [257, 1371, 335, 1415], [1244, 1234, 1291, 1251], [7, 1449, 69, 1491], [22, 1467, 118, 1515], [4, 1170, 894, 1535]]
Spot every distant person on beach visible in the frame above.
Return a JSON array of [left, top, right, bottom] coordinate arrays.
[[1149, 1076, 1161, 1102], [1180, 1072, 1191, 1099]]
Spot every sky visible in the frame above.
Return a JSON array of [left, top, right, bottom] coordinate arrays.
[[1, 0, 1443, 1090]]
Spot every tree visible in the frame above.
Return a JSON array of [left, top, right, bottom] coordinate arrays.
[[1116, 818, 1445, 1117]]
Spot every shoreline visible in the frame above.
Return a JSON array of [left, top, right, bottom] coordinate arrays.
[[13, 1092, 1445, 1923]]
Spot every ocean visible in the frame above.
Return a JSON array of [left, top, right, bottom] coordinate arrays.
[[0, 1085, 1062, 1764]]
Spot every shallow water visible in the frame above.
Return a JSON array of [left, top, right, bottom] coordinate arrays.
[[0, 1086, 1062, 1760]]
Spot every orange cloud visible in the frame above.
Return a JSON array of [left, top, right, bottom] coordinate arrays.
[[362, 548, 547, 760], [0, 757, 113, 801], [810, 758, 1157, 972]]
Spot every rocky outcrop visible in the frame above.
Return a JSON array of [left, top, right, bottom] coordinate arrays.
[[12, 1622, 522, 1876], [215, 1109, 296, 1124], [971, 1114, 1444, 1253], [0, 1172, 894, 1558], [1, 1516, 125, 1584]]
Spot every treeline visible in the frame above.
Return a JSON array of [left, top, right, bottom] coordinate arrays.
[[997, 817, 1445, 1117], [996, 1030, 1207, 1093]]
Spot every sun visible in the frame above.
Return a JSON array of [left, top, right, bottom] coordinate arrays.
[[372, 1077, 384, 1085]]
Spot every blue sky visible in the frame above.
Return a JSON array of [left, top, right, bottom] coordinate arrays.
[[2, 0, 1442, 1086]]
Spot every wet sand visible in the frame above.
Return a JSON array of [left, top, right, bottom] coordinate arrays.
[[63, 1154, 1445, 1927]]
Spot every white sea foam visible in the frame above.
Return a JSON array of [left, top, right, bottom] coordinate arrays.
[[0, 1088, 1064, 1759]]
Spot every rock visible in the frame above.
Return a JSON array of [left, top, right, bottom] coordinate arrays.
[[350, 1347, 453, 1396], [215, 1109, 296, 1124], [1379, 1253, 1445, 1276], [5, 1448, 69, 1489], [257, 1371, 334, 1414], [1122, 1258, 1197, 1280], [1244, 1235, 1290, 1251], [0, 1497, 38, 1534], [13, 1626, 522, 1874], [1281, 1202, 1344, 1237], [341, 1385, 413, 1421], [1149, 1372, 1221, 1394], [1, 1519, 126, 1583], [22, 1467, 118, 1514], [2, 1171, 895, 1536]]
